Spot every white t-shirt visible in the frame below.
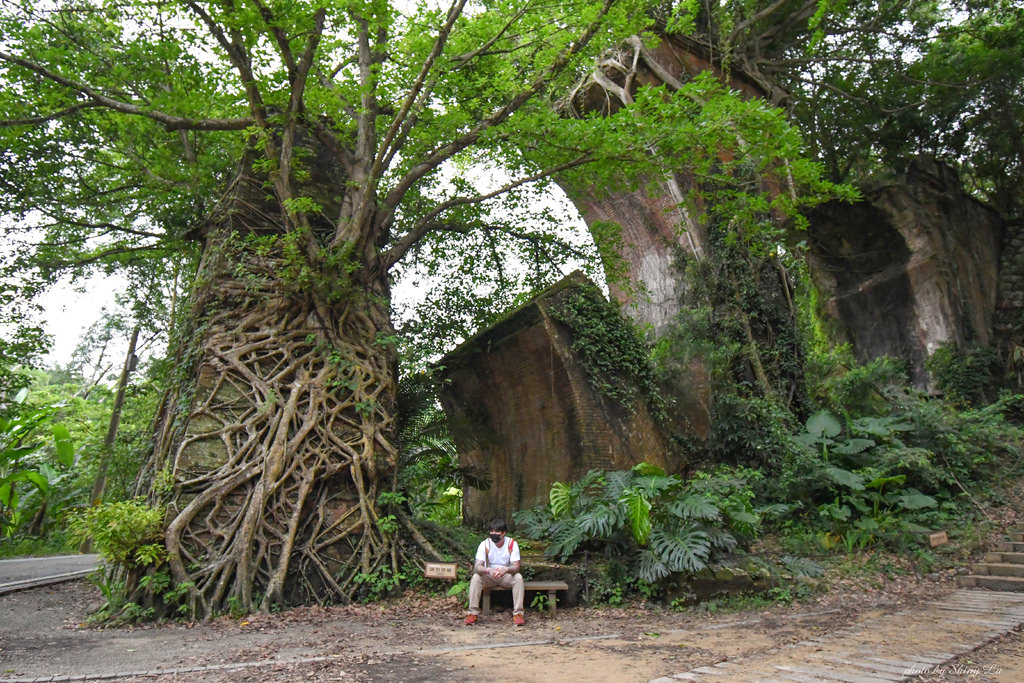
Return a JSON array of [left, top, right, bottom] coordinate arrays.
[[475, 537, 520, 568]]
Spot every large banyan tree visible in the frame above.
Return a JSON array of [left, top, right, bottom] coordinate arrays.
[[1, 0, 838, 616]]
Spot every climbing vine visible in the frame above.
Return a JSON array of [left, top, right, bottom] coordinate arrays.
[[550, 283, 665, 419], [651, 228, 810, 468]]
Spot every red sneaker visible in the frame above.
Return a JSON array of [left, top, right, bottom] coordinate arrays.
[[513, 614, 525, 626], [464, 614, 478, 625]]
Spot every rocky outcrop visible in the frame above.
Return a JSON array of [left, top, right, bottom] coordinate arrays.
[[806, 157, 1004, 388]]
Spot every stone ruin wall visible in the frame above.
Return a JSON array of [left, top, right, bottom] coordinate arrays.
[[438, 274, 679, 527], [806, 158, 1005, 388], [439, 38, 1018, 525], [563, 34, 766, 335], [994, 219, 1024, 364]]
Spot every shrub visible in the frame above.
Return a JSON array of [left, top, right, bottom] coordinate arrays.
[[68, 499, 165, 568], [926, 343, 1001, 408], [515, 464, 778, 590]]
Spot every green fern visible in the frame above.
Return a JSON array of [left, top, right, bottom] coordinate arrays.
[[666, 493, 721, 521], [619, 488, 652, 544], [547, 524, 585, 561], [549, 481, 573, 519], [632, 473, 675, 498], [780, 555, 824, 578], [637, 548, 672, 583], [525, 466, 766, 586], [650, 525, 712, 574], [703, 526, 740, 553], [513, 507, 556, 537], [578, 503, 620, 538], [603, 469, 633, 499], [632, 462, 667, 477]]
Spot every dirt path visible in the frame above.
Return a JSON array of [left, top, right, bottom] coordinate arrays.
[[4, 569, 1023, 683]]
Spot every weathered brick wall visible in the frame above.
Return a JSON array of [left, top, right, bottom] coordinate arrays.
[[439, 273, 680, 527], [995, 220, 1024, 359], [806, 158, 1004, 388]]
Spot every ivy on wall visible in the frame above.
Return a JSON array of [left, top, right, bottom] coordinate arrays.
[[550, 283, 666, 420]]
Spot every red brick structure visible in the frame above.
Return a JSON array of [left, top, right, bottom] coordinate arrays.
[[438, 272, 680, 526], [807, 157, 1005, 388]]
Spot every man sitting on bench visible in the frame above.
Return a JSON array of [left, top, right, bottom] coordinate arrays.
[[465, 518, 525, 626]]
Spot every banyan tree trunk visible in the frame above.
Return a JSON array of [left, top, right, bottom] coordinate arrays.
[[142, 222, 398, 618]]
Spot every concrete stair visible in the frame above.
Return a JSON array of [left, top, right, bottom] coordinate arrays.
[[959, 527, 1024, 590]]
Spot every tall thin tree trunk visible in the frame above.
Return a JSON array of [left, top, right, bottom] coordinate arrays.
[[89, 326, 140, 507], [80, 326, 140, 553]]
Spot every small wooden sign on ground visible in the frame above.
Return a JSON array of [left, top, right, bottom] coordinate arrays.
[[930, 530, 949, 547], [424, 562, 459, 580]]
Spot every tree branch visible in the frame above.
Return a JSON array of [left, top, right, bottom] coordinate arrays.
[[373, 0, 469, 181], [0, 48, 252, 131], [379, 0, 620, 239], [182, 0, 267, 125], [35, 219, 163, 241], [39, 243, 169, 271], [382, 153, 592, 269], [0, 101, 103, 127], [448, 4, 530, 68], [249, 0, 299, 77]]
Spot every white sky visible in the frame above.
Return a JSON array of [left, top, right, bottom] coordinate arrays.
[[37, 274, 124, 366], [31, 164, 597, 369]]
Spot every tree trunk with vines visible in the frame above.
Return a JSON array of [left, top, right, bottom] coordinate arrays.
[[141, 167, 400, 618]]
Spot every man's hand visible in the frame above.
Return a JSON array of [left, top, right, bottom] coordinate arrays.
[[489, 566, 507, 578]]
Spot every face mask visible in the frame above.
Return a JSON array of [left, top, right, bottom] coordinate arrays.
[[489, 533, 502, 544]]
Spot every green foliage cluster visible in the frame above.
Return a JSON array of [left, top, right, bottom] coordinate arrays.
[[772, 379, 1024, 553], [69, 499, 195, 623], [551, 283, 664, 417], [783, 409, 938, 551], [394, 372, 468, 525], [653, 240, 810, 469], [34, 368, 162, 502], [654, 237, 1024, 561], [0, 387, 79, 539], [0, 325, 49, 401], [68, 499, 165, 567], [515, 464, 780, 591], [353, 566, 407, 603], [807, 355, 904, 419], [676, 238, 808, 401], [925, 342, 1002, 409]]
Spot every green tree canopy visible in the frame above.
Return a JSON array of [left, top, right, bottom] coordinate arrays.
[[0, 0, 843, 617]]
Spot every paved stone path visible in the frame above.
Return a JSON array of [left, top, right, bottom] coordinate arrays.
[[651, 588, 1024, 682], [0, 555, 99, 596], [2, 586, 1021, 682]]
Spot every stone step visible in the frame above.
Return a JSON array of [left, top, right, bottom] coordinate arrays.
[[1009, 531, 1024, 543], [959, 574, 1024, 591], [997, 540, 1024, 553], [985, 551, 1024, 564], [972, 562, 1024, 578]]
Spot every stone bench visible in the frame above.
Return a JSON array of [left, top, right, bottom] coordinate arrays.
[[482, 580, 569, 615]]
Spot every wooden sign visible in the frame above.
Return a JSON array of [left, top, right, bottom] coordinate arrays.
[[424, 562, 459, 580], [929, 530, 949, 547]]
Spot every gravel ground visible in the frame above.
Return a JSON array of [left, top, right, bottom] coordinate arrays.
[[0, 559, 978, 682], [3, 487, 1023, 682]]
